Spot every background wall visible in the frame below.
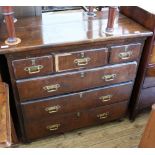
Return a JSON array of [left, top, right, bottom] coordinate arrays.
[[0, 6, 42, 21]]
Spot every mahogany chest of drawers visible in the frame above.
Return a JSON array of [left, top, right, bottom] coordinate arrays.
[[0, 9, 152, 142]]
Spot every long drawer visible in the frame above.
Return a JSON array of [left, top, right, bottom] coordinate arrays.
[[23, 101, 128, 141], [21, 82, 133, 120], [17, 62, 137, 102], [54, 48, 108, 72]]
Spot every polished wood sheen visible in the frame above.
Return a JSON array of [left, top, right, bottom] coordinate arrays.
[[148, 43, 155, 65], [54, 48, 108, 72], [0, 9, 152, 54], [17, 62, 137, 102], [24, 101, 128, 140], [1, 6, 21, 45], [106, 7, 117, 33], [0, 8, 152, 142], [139, 87, 155, 109], [109, 43, 142, 64], [12, 55, 54, 79], [0, 83, 11, 147], [143, 65, 155, 88], [120, 6, 155, 119], [139, 104, 155, 148], [2, 7, 17, 41], [21, 82, 133, 121]]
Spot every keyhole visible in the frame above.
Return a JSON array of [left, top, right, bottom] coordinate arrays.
[[80, 72, 85, 78], [80, 52, 85, 58], [77, 112, 81, 117], [79, 92, 83, 98], [125, 45, 128, 52], [31, 59, 36, 65]]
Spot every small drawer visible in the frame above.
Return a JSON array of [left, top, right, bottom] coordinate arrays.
[[17, 62, 137, 102], [21, 82, 133, 121], [23, 101, 128, 141], [54, 48, 108, 72], [109, 43, 142, 64], [143, 65, 155, 88], [148, 43, 155, 65], [12, 55, 54, 79]]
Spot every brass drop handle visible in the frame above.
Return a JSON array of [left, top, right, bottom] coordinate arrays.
[[45, 105, 61, 114], [99, 95, 112, 102], [43, 84, 60, 93], [119, 51, 132, 60], [97, 112, 109, 119], [74, 57, 91, 66], [46, 124, 60, 131], [102, 74, 116, 82], [24, 65, 44, 74]]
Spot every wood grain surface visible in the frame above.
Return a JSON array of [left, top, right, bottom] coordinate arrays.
[[17, 111, 150, 148], [139, 105, 155, 147], [0, 83, 11, 147], [0, 9, 152, 54]]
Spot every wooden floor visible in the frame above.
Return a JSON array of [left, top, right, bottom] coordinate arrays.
[[17, 112, 150, 148]]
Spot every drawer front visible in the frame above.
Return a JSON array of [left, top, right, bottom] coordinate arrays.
[[54, 48, 108, 72], [143, 65, 155, 88], [17, 62, 137, 102], [24, 101, 128, 140], [21, 82, 133, 120], [139, 87, 155, 109], [12, 55, 54, 79], [148, 43, 155, 65], [109, 43, 142, 64]]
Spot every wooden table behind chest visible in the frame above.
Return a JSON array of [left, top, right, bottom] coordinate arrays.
[[0, 9, 152, 142], [120, 7, 155, 119]]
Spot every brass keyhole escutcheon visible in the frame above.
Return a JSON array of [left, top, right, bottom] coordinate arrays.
[[80, 72, 85, 78], [79, 92, 83, 98], [77, 112, 81, 117], [80, 52, 85, 58]]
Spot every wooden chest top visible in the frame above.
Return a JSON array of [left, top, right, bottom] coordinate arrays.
[[0, 9, 152, 54]]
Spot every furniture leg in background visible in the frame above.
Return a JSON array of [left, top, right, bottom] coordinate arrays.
[[139, 104, 155, 148], [120, 6, 155, 120], [0, 83, 11, 147], [0, 67, 18, 147]]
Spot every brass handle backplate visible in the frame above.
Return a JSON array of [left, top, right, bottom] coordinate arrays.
[[45, 105, 61, 114], [99, 95, 112, 102], [119, 51, 132, 60], [97, 112, 109, 119], [102, 74, 116, 81], [46, 124, 60, 131], [74, 57, 91, 66], [43, 84, 60, 93], [24, 65, 44, 74]]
